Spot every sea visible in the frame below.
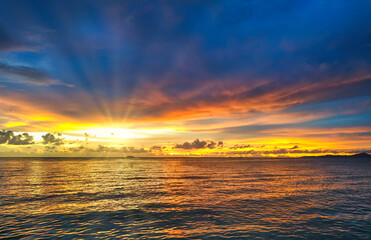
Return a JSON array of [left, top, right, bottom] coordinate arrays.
[[0, 157, 370, 239]]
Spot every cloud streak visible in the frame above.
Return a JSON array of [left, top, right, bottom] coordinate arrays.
[[0, 62, 73, 87], [0, 24, 31, 52]]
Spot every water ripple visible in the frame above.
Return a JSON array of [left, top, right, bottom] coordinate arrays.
[[0, 157, 370, 239]]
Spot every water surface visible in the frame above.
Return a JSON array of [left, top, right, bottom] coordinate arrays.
[[0, 157, 370, 239]]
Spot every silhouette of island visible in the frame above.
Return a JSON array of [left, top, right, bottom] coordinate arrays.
[[301, 152, 371, 159], [353, 152, 371, 158]]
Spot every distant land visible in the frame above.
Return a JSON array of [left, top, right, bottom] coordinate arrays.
[[300, 152, 371, 159]]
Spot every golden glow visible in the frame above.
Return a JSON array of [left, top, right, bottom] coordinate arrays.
[[29, 115, 57, 121], [0, 94, 369, 157], [64, 127, 176, 141], [5, 122, 27, 128], [77, 128, 147, 139]]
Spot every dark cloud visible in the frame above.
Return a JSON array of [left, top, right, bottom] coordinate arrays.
[[0, 130, 12, 144], [150, 145, 165, 153], [150, 145, 163, 150], [207, 141, 224, 149], [174, 139, 223, 149], [0, 62, 73, 87], [231, 144, 251, 149], [0, 129, 34, 145], [42, 133, 64, 145]]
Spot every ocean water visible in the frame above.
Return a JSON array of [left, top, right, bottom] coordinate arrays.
[[0, 157, 370, 239]]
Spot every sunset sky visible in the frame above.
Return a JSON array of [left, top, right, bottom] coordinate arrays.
[[0, 0, 370, 157]]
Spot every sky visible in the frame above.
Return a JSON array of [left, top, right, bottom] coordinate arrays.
[[0, 0, 370, 157]]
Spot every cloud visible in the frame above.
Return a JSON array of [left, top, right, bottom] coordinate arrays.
[[0, 62, 73, 87], [45, 145, 56, 152], [0, 129, 34, 145], [174, 139, 223, 149], [150, 145, 163, 150], [0, 130, 12, 144], [231, 144, 251, 149], [122, 146, 149, 153], [95, 145, 121, 153], [69, 145, 85, 152], [0, 24, 31, 52], [290, 149, 338, 154], [227, 148, 339, 156], [41, 133, 64, 145], [208, 141, 223, 149], [0, 1, 369, 156], [84, 133, 89, 142], [68, 145, 150, 154]]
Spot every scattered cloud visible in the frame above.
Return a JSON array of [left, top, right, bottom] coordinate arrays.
[[0, 129, 34, 145], [69, 145, 85, 152], [42, 133, 64, 145], [150, 145, 163, 150], [174, 139, 223, 149]]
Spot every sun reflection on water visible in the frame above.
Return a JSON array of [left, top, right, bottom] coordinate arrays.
[[0, 157, 370, 239]]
